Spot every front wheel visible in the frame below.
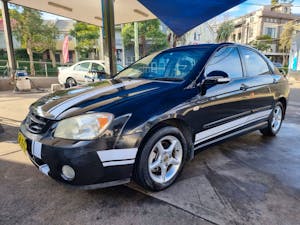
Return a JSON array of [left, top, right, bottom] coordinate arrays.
[[134, 126, 187, 191], [260, 102, 284, 136]]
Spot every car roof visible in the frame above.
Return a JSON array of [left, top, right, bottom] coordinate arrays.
[[75, 60, 105, 64], [163, 42, 261, 52], [162, 43, 236, 53]]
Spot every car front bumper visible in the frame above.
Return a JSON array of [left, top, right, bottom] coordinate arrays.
[[19, 122, 140, 189]]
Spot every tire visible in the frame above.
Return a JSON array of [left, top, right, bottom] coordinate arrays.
[[65, 78, 77, 88], [260, 102, 284, 136], [134, 126, 187, 191]]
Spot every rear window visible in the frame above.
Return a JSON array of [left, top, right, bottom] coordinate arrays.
[[240, 48, 270, 76]]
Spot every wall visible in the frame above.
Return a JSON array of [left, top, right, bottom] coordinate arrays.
[[0, 77, 58, 91]]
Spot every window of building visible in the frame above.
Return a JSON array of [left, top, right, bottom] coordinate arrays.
[[205, 47, 243, 79], [264, 27, 276, 38], [233, 34, 236, 42], [249, 27, 254, 38], [238, 33, 241, 40], [194, 32, 201, 41], [240, 47, 270, 76]]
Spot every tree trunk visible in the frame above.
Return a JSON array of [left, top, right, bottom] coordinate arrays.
[[26, 41, 35, 76], [141, 35, 146, 57], [49, 49, 56, 68]]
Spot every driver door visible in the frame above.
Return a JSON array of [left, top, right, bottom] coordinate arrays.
[[91, 63, 107, 80], [72, 62, 91, 83], [188, 46, 253, 144]]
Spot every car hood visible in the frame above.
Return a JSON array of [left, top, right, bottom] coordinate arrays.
[[31, 79, 180, 120]]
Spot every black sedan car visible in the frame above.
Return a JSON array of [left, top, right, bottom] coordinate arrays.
[[18, 43, 289, 191]]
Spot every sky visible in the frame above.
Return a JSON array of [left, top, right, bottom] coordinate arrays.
[[28, 0, 300, 21], [226, 0, 300, 17]]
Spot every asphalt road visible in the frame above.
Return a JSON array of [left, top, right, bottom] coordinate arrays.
[[1, 83, 300, 225]]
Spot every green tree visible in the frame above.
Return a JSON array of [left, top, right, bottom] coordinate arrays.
[[70, 22, 100, 59], [250, 35, 272, 52], [122, 19, 168, 57], [43, 23, 58, 68], [11, 7, 57, 75], [279, 21, 296, 66], [216, 21, 234, 43], [271, 0, 279, 5]]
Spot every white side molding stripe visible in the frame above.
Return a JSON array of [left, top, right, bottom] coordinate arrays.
[[103, 160, 135, 167], [195, 109, 272, 145], [31, 141, 42, 159], [97, 148, 138, 167]]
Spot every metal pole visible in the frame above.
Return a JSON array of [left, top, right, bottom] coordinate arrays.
[[44, 63, 48, 77], [101, 0, 117, 76], [121, 24, 126, 67], [74, 37, 79, 62], [99, 27, 104, 60], [1, 0, 16, 80], [134, 22, 139, 61]]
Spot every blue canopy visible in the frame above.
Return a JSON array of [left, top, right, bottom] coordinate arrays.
[[139, 0, 246, 36]]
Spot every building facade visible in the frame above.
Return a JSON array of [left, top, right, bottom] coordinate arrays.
[[229, 3, 300, 63]]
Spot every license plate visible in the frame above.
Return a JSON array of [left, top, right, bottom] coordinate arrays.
[[18, 132, 27, 154]]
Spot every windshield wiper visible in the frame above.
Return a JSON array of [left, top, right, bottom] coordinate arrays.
[[152, 77, 183, 82]]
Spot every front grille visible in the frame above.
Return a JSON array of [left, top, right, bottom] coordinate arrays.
[[26, 112, 53, 134]]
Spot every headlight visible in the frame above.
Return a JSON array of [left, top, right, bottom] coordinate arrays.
[[54, 113, 114, 140]]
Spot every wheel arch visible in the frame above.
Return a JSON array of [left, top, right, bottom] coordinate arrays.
[[136, 118, 195, 163], [277, 96, 287, 119]]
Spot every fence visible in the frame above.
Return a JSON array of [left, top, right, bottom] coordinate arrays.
[[0, 60, 72, 77]]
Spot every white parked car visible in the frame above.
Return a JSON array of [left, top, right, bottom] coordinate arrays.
[[58, 60, 124, 87]]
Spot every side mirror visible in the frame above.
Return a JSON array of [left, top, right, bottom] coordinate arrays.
[[200, 71, 231, 96], [203, 76, 231, 85]]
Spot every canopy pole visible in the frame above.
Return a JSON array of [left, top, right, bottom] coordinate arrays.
[[101, 0, 117, 77], [1, 0, 16, 80]]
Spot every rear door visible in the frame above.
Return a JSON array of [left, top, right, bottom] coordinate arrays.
[[238, 47, 274, 115]]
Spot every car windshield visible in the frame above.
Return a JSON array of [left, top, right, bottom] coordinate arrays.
[[115, 48, 210, 81]]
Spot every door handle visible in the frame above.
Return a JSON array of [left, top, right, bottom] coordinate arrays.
[[240, 83, 249, 91]]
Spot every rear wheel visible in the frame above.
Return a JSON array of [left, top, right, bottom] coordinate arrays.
[[134, 126, 187, 191], [260, 102, 284, 136], [65, 78, 77, 88]]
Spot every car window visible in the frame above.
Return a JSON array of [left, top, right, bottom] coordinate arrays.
[[74, 62, 90, 72], [115, 48, 210, 81], [205, 47, 243, 79], [240, 48, 270, 76], [91, 63, 105, 72]]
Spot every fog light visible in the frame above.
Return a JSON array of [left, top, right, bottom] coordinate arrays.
[[61, 165, 75, 181]]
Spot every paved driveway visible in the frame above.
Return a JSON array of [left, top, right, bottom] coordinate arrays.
[[1, 84, 300, 225]]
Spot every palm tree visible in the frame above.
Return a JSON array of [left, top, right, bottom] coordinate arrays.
[[216, 21, 234, 43]]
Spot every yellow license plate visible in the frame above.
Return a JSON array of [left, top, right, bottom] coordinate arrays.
[[18, 132, 27, 154]]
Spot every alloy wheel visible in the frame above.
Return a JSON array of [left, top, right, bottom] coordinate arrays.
[[148, 135, 183, 184], [271, 105, 283, 133]]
